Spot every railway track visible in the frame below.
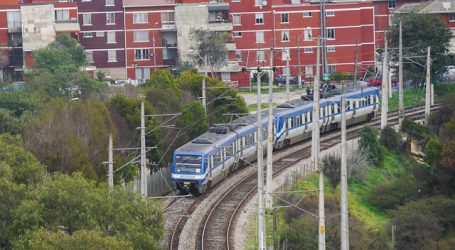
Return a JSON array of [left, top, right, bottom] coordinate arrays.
[[198, 105, 438, 250], [167, 104, 438, 250]]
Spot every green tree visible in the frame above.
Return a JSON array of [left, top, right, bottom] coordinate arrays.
[[359, 126, 385, 166], [0, 134, 45, 249], [13, 229, 132, 250], [24, 98, 115, 180], [27, 33, 104, 97], [109, 94, 163, 171], [176, 101, 208, 142], [389, 13, 452, 84], [11, 173, 164, 250], [190, 29, 228, 75]]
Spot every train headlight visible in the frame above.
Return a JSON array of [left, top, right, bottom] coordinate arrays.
[[195, 175, 204, 179], [172, 174, 182, 179]]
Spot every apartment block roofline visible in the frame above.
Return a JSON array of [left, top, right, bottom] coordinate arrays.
[[395, 0, 455, 14], [123, 0, 176, 7]]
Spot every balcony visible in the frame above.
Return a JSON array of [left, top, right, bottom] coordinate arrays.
[[163, 47, 178, 66], [8, 21, 21, 33], [161, 22, 176, 31], [55, 18, 80, 32], [8, 33, 22, 47], [9, 48, 23, 67], [225, 42, 236, 51]]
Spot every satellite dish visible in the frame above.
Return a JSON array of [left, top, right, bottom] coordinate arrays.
[[263, 0, 268, 6]]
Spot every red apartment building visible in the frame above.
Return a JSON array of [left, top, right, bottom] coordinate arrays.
[[123, 0, 177, 82], [0, 0, 79, 81], [1, 0, 453, 85], [77, 0, 126, 80]]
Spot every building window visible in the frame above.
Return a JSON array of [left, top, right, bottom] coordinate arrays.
[[82, 13, 92, 26], [326, 11, 334, 16], [255, 0, 263, 6], [281, 31, 290, 42], [449, 13, 455, 22], [256, 31, 264, 43], [303, 11, 312, 17], [135, 49, 150, 60], [82, 32, 93, 38], [304, 47, 312, 53], [161, 12, 175, 23], [255, 13, 264, 24], [305, 66, 313, 77], [235, 51, 242, 61], [85, 51, 93, 63], [257, 50, 265, 61], [134, 31, 149, 42], [107, 31, 116, 43], [327, 28, 335, 39], [281, 13, 289, 23], [106, 12, 115, 25], [55, 9, 70, 22], [281, 48, 290, 60], [233, 14, 241, 25], [96, 32, 104, 37], [133, 13, 148, 23], [327, 46, 336, 52], [233, 31, 242, 37], [304, 28, 312, 41], [108, 50, 117, 62], [106, 0, 114, 6], [328, 65, 336, 73], [388, 0, 396, 9]]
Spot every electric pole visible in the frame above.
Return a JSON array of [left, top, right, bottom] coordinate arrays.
[[320, 0, 328, 76], [353, 40, 358, 87], [380, 36, 389, 130], [266, 49, 274, 209], [152, 33, 157, 84], [256, 70, 266, 250], [399, 20, 404, 127], [425, 46, 431, 124], [202, 54, 208, 113], [108, 133, 114, 189], [297, 34, 302, 89], [312, 38, 326, 250], [140, 102, 147, 196], [340, 95, 349, 250], [286, 51, 290, 102]]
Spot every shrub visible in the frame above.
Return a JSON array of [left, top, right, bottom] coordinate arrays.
[[366, 177, 422, 210], [380, 126, 401, 151], [347, 147, 369, 181], [359, 126, 385, 166], [401, 118, 432, 144], [322, 154, 341, 192], [424, 139, 443, 166]]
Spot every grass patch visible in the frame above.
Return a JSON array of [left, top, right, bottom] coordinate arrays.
[[388, 88, 425, 111], [247, 103, 275, 112], [237, 86, 300, 94], [434, 82, 455, 98]]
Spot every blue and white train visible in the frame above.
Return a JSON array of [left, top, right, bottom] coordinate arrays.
[[172, 86, 380, 196]]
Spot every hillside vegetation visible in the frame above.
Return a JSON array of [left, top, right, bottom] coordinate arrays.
[[261, 95, 455, 250]]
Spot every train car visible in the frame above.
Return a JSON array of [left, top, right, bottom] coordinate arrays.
[[172, 86, 380, 196]]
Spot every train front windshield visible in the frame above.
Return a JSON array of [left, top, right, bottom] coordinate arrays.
[[174, 155, 203, 174]]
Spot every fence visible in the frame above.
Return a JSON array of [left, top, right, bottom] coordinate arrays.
[[148, 167, 174, 196], [128, 167, 174, 196]]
